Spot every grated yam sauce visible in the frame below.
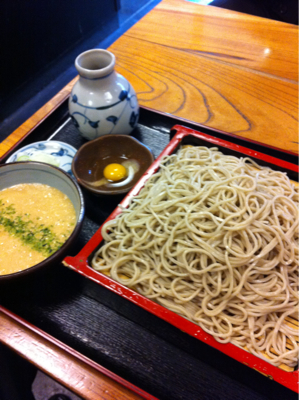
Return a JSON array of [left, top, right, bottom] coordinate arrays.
[[0, 183, 76, 275]]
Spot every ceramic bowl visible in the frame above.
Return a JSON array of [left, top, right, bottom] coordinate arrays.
[[6, 141, 77, 176], [0, 162, 84, 282], [72, 135, 154, 195]]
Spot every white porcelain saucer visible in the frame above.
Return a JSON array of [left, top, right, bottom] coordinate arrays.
[[6, 141, 77, 175]]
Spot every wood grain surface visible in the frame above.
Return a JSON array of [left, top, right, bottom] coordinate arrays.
[[0, 307, 154, 400], [108, 0, 298, 153], [0, 0, 298, 158]]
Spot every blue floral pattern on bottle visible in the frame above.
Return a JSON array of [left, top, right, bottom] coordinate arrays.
[[68, 49, 139, 140], [106, 116, 118, 125], [69, 82, 139, 139], [129, 111, 139, 129]]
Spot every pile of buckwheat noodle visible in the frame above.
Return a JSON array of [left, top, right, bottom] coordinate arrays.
[[92, 146, 299, 367]]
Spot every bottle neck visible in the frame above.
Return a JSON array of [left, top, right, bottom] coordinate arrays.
[[75, 49, 115, 79], [78, 70, 118, 89]]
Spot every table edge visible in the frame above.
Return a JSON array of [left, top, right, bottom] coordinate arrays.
[[0, 305, 157, 400]]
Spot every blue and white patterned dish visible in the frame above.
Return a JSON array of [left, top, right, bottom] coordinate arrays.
[[6, 141, 77, 176]]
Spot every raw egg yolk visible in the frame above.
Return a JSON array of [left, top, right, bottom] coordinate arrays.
[[103, 163, 127, 182]]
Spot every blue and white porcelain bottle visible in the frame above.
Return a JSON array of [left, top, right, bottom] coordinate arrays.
[[69, 49, 139, 140]]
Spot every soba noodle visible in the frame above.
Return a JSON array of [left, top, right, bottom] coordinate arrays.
[[92, 146, 299, 367]]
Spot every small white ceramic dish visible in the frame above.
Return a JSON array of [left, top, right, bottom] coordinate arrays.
[[6, 141, 77, 175]]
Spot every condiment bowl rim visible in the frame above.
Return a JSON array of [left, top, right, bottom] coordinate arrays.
[[72, 134, 155, 196]]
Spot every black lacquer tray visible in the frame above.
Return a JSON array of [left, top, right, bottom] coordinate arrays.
[[0, 102, 297, 400]]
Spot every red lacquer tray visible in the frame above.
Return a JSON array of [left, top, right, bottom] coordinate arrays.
[[64, 125, 299, 393]]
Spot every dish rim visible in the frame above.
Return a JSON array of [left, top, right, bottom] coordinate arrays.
[[5, 140, 77, 169], [71, 134, 155, 195]]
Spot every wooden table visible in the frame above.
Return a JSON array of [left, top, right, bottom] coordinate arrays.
[[1, 0, 297, 159], [0, 1, 298, 399]]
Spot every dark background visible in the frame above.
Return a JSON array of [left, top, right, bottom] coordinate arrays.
[[0, 0, 159, 141]]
